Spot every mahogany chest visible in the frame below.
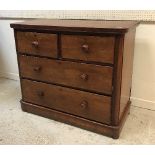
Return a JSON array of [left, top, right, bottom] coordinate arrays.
[[11, 19, 138, 138]]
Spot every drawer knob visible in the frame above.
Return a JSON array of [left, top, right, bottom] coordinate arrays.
[[82, 44, 89, 53], [32, 41, 39, 48], [37, 91, 44, 97], [33, 66, 41, 72], [80, 100, 88, 109], [80, 73, 88, 81]]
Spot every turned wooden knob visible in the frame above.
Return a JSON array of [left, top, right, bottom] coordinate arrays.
[[82, 44, 89, 53], [80, 73, 88, 81], [80, 100, 88, 109], [37, 91, 44, 97], [32, 41, 39, 48], [33, 66, 41, 72]]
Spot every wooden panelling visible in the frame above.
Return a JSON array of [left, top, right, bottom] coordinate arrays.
[[22, 79, 111, 124], [19, 55, 113, 94], [61, 35, 115, 64], [16, 31, 57, 58], [119, 28, 136, 119]]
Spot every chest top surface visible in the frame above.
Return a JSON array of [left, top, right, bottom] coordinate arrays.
[[10, 19, 139, 33]]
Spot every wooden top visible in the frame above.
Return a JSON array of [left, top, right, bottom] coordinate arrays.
[[10, 19, 139, 33]]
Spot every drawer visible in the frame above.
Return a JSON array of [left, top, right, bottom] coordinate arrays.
[[22, 79, 111, 124], [19, 55, 113, 94], [16, 31, 57, 57], [61, 35, 115, 64]]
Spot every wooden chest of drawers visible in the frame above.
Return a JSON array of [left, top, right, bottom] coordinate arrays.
[[11, 19, 138, 139]]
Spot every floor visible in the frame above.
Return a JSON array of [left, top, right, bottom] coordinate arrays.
[[0, 78, 155, 145]]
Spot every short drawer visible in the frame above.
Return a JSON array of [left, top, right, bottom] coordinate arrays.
[[16, 31, 57, 57], [19, 55, 113, 94], [61, 35, 115, 64], [22, 79, 111, 124]]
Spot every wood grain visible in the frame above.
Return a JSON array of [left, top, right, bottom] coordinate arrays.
[[21, 100, 131, 139], [19, 55, 113, 94], [111, 35, 124, 125], [11, 19, 139, 139], [61, 35, 115, 64], [10, 19, 139, 34], [22, 79, 111, 124], [119, 28, 136, 119], [16, 31, 57, 58]]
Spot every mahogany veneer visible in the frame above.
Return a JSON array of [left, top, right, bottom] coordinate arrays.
[[11, 19, 139, 139]]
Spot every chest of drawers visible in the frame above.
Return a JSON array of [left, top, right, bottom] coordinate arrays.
[[11, 19, 138, 139]]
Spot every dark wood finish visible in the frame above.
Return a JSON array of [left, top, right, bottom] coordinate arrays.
[[61, 35, 115, 64], [19, 55, 113, 94], [111, 28, 137, 125], [111, 35, 124, 125], [10, 19, 139, 34], [119, 28, 136, 119], [22, 79, 111, 124], [16, 31, 57, 58], [11, 19, 139, 139], [21, 100, 131, 139]]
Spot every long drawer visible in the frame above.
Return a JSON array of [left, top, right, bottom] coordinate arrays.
[[16, 31, 57, 58], [61, 35, 115, 64], [22, 79, 111, 124], [19, 55, 113, 94]]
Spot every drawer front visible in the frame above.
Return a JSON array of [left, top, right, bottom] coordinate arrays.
[[16, 31, 57, 57], [22, 79, 111, 124], [19, 55, 113, 94], [61, 35, 115, 64]]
